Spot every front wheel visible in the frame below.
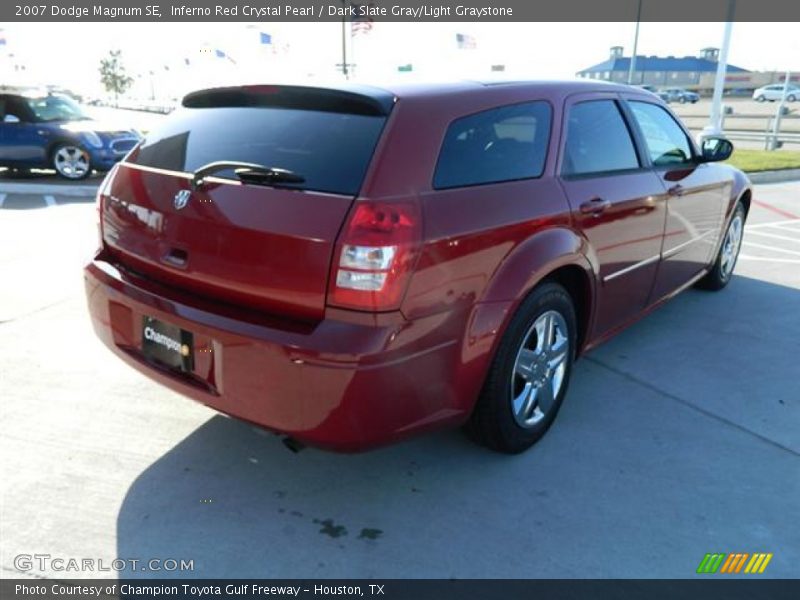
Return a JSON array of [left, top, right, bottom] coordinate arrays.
[[465, 282, 577, 454], [788, 94, 797, 103], [696, 203, 745, 291], [52, 143, 92, 180], [755, 95, 766, 102]]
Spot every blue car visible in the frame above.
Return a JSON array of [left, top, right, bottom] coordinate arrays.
[[0, 92, 141, 179]]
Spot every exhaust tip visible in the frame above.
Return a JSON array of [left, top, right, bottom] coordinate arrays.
[[282, 437, 305, 453]]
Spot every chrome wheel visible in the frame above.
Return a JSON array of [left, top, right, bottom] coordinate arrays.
[[720, 213, 743, 279], [53, 145, 90, 179], [511, 310, 569, 428]]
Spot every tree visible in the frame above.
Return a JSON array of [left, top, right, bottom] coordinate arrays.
[[99, 50, 133, 107]]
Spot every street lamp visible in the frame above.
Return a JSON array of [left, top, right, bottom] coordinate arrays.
[[627, 0, 642, 85], [701, 0, 736, 140]]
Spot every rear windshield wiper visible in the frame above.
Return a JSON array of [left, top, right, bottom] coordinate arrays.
[[191, 161, 305, 189]]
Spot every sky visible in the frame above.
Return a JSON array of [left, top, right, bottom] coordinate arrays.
[[1, 21, 798, 100]]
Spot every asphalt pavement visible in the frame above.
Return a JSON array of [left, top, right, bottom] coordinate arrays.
[[0, 179, 798, 579]]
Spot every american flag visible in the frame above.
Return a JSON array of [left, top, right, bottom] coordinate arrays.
[[0, 28, 7, 46], [351, 3, 375, 36], [456, 33, 477, 50]]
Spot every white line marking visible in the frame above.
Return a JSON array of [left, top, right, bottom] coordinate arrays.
[[746, 219, 800, 229], [741, 241, 800, 256], [43, 195, 56, 207], [771, 221, 800, 232], [739, 254, 800, 264], [0, 193, 5, 208], [745, 230, 800, 244]]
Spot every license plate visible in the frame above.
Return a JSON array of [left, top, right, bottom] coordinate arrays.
[[142, 316, 194, 372]]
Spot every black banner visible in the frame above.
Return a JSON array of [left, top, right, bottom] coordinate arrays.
[[3, 579, 800, 600], [3, 0, 800, 22]]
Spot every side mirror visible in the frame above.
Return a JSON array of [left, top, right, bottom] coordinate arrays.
[[3, 114, 20, 124], [700, 137, 733, 162]]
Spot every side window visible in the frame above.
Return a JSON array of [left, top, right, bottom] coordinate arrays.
[[561, 100, 640, 176], [4, 97, 29, 121], [629, 101, 693, 166], [433, 101, 551, 190]]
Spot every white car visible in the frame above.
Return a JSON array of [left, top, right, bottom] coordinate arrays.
[[753, 84, 800, 102]]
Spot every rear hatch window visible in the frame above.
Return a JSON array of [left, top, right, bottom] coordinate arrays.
[[130, 86, 390, 196]]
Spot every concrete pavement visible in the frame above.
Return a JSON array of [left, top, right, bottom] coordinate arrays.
[[1, 182, 798, 579]]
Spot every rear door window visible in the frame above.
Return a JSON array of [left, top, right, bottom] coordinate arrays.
[[433, 101, 551, 189], [561, 100, 640, 176], [130, 101, 387, 196]]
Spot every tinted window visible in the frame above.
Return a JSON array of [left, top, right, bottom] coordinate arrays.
[[2, 97, 30, 121], [131, 107, 386, 196], [433, 101, 551, 189], [562, 100, 639, 176], [629, 101, 693, 166]]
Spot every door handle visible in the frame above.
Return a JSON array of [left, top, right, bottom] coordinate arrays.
[[579, 198, 611, 215], [667, 184, 685, 197]]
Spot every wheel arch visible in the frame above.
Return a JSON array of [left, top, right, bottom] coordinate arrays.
[[467, 226, 597, 362]]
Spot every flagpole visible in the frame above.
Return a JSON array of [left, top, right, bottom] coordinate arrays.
[[341, 1, 349, 80]]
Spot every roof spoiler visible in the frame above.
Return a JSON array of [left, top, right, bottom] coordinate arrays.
[[182, 85, 395, 117]]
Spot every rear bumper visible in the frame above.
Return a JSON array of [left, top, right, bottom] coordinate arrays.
[[84, 256, 477, 451]]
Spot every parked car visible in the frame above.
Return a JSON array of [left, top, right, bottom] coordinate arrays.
[[0, 91, 141, 179], [753, 84, 800, 102], [84, 81, 750, 453], [660, 88, 700, 104]]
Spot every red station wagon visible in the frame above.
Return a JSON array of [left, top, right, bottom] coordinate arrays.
[[84, 81, 750, 453]]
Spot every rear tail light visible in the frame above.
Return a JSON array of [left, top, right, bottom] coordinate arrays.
[[95, 164, 118, 250], [328, 201, 422, 311]]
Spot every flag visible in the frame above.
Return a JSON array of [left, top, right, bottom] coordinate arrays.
[[259, 32, 272, 45], [397, 64, 413, 72], [456, 33, 476, 50], [214, 49, 237, 64], [0, 29, 6, 46], [350, 3, 374, 36], [184, 57, 191, 66]]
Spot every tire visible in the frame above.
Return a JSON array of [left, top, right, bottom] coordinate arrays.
[[756, 95, 766, 102], [788, 95, 797, 103], [52, 143, 92, 180], [696, 203, 745, 291], [679, 96, 686, 104], [465, 282, 577, 454]]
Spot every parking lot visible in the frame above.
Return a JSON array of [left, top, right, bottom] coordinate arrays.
[[0, 178, 798, 579]]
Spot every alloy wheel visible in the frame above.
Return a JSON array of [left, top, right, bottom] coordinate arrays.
[[510, 310, 569, 428], [720, 213, 744, 279]]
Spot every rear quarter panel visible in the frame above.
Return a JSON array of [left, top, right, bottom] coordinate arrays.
[[363, 86, 593, 414]]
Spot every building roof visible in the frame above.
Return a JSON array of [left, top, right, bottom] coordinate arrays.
[[578, 56, 749, 74]]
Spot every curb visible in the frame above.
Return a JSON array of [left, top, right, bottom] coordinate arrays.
[[747, 169, 800, 184], [0, 182, 98, 197]]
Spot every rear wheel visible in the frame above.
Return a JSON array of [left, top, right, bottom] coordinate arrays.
[[679, 96, 687, 103], [696, 203, 745, 291], [52, 143, 91, 180], [756, 95, 766, 102], [465, 282, 576, 454], [788, 94, 797, 102]]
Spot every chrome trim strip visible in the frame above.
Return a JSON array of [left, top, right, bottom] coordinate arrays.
[[603, 254, 660, 283], [120, 161, 191, 179], [662, 230, 716, 259]]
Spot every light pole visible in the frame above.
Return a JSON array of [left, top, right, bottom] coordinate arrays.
[[627, 0, 642, 85], [702, 0, 736, 140], [768, 70, 792, 150]]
